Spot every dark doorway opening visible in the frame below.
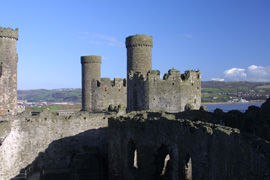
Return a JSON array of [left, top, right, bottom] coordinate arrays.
[[184, 152, 192, 180], [153, 144, 172, 180], [128, 138, 138, 169]]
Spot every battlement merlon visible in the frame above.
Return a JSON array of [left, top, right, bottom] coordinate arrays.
[[81, 55, 102, 64], [126, 35, 153, 48], [128, 69, 201, 81], [98, 78, 127, 87], [0, 27, 18, 40]]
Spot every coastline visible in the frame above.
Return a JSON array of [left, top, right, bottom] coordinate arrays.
[[202, 101, 263, 105]]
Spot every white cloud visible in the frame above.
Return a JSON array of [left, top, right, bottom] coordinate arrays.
[[224, 68, 247, 81], [78, 32, 124, 47], [211, 78, 224, 81], [221, 65, 270, 82], [247, 65, 270, 82]]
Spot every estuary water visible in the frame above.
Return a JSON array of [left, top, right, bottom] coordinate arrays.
[[203, 103, 262, 113]]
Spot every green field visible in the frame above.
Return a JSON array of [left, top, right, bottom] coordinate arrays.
[[18, 82, 270, 103]]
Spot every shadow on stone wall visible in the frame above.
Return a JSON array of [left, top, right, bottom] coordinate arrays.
[[11, 127, 108, 180]]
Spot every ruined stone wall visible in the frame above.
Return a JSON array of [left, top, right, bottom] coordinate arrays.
[[128, 69, 201, 112], [0, 110, 109, 180], [0, 27, 18, 116], [92, 78, 127, 112], [108, 111, 270, 180]]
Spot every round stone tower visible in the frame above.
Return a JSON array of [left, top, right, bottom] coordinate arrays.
[[0, 27, 18, 116], [126, 35, 153, 77], [81, 55, 101, 111]]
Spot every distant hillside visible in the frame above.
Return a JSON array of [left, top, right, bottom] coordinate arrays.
[[17, 89, 81, 103], [17, 82, 270, 103], [201, 81, 270, 103]]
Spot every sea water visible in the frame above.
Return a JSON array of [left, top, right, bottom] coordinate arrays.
[[203, 103, 262, 113]]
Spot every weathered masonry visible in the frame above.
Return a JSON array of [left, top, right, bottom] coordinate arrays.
[[0, 27, 18, 116]]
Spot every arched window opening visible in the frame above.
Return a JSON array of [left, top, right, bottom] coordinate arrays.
[[153, 144, 172, 180], [184, 152, 192, 180], [128, 139, 138, 169]]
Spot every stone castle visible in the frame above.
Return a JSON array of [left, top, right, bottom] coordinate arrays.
[[81, 35, 201, 113], [0, 27, 269, 180]]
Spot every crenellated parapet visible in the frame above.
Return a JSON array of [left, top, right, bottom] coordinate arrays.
[[96, 78, 127, 88], [127, 68, 201, 112], [0, 27, 18, 40], [129, 68, 200, 83]]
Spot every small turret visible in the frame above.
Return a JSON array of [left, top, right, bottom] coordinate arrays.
[[81, 55, 101, 111], [0, 27, 19, 116]]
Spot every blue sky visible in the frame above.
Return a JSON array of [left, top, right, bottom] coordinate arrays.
[[1, 0, 269, 90]]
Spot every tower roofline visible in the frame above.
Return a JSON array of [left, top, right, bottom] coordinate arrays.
[[126, 34, 153, 48], [0, 27, 18, 40], [81, 55, 102, 64]]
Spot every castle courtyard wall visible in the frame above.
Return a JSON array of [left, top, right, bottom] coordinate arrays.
[[108, 111, 270, 180], [0, 110, 109, 180]]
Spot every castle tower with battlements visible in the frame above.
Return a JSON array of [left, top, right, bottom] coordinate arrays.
[[0, 27, 18, 116], [126, 34, 201, 112], [81, 55, 127, 112], [126, 35, 153, 112], [81, 34, 200, 113], [81, 55, 101, 111]]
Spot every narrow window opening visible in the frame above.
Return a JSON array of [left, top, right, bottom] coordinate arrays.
[[97, 80, 100, 87], [134, 149, 138, 169], [0, 62, 2, 77], [153, 144, 172, 179], [128, 139, 138, 169], [194, 98, 196, 104], [184, 152, 192, 180]]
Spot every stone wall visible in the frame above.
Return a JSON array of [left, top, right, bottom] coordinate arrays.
[[127, 69, 201, 112], [92, 78, 127, 112], [0, 110, 109, 180], [108, 111, 270, 180], [0, 27, 18, 116]]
